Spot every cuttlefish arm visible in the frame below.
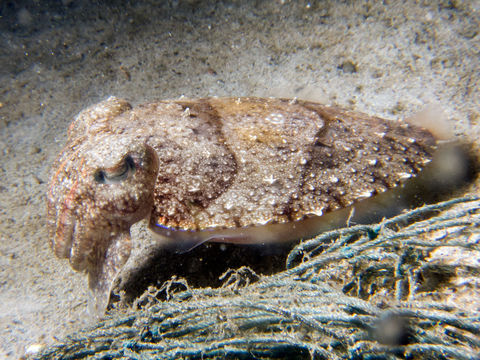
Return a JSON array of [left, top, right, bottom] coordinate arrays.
[[87, 232, 132, 315]]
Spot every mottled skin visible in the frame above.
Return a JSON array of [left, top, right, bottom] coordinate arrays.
[[47, 96, 437, 313]]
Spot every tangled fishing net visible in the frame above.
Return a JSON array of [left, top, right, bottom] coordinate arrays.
[[35, 196, 480, 359]]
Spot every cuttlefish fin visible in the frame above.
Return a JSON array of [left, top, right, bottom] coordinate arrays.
[[87, 231, 132, 317]]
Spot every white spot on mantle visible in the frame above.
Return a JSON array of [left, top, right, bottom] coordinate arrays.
[[264, 174, 277, 185], [398, 172, 412, 179], [265, 113, 285, 125]]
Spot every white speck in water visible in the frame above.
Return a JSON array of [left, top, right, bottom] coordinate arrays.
[[25, 344, 44, 355]]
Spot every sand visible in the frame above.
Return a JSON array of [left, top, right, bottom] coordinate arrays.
[[0, 1, 478, 358]]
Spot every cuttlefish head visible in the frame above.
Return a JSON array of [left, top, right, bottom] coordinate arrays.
[[47, 135, 159, 314]]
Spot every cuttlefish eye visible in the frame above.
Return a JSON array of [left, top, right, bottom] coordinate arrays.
[[93, 155, 136, 184]]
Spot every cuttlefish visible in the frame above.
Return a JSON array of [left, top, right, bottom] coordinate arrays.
[[47, 97, 437, 313]]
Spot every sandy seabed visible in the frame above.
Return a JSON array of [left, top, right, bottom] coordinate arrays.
[[0, 1, 479, 358]]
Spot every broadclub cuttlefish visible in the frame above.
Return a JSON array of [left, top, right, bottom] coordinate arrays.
[[47, 96, 438, 313]]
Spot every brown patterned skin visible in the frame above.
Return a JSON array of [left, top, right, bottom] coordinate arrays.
[[47, 96, 437, 313]]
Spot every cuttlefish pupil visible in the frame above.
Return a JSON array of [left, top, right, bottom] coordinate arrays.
[[46, 96, 437, 314], [94, 155, 136, 184]]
